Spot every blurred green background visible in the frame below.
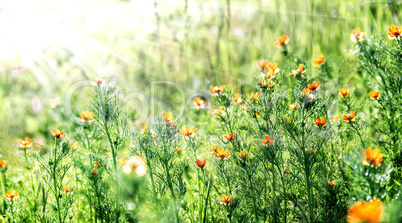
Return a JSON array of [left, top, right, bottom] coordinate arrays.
[[0, 0, 400, 162]]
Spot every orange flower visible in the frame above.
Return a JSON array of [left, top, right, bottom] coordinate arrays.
[[362, 148, 384, 167], [232, 93, 242, 105], [247, 91, 260, 101], [210, 85, 226, 96], [6, 190, 18, 200], [274, 34, 289, 48], [194, 97, 206, 109], [236, 150, 248, 161], [80, 111, 94, 123], [313, 56, 325, 66], [94, 162, 101, 167], [220, 194, 234, 205], [290, 64, 306, 78], [51, 128, 66, 139], [180, 126, 197, 139], [351, 28, 366, 43], [212, 146, 231, 160], [289, 101, 297, 111], [284, 169, 290, 174], [314, 117, 326, 128], [261, 135, 274, 145], [328, 181, 335, 188], [195, 158, 207, 169], [308, 147, 316, 153], [369, 90, 380, 100], [343, 111, 356, 123], [91, 168, 98, 175], [388, 25, 402, 40], [122, 156, 147, 176], [141, 123, 149, 134], [339, 88, 349, 98], [175, 148, 182, 154], [92, 75, 107, 87], [307, 81, 320, 91], [257, 60, 269, 71], [63, 186, 72, 194], [257, 60, 280, 74], [347, 198, 383, 223], [223, 133, 235, 142], [0, 160, 5, 168], [163, 112, 174, 124], [20, 137, 32, 149]]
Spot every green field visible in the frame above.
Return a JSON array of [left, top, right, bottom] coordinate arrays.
[[0, 0, 401, 222]]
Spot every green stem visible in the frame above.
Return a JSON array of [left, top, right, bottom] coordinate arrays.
[[104, 122, 120, 222], [53, 139, 62, 223], [163, 160, 179, 223], [271, 162, 278, 223]]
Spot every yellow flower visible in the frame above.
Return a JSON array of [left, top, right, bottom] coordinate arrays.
[[274, 34, 289, 48], [163, 112, 174, 124], [69, 141, 78, 150], [63, 186, 73, 194], [180, 126, 197, 139], [347, 198, 383, 223], [232, 93, 242, 105], [141, 123, 149, 134], [351, 28, 366, 43], [212, 107, 226, 117], [119, 158, 126, 165], [388, 25, 402, 40], [369, 90, 380, 100], [259, 77, 275, 89], [362, 148, 384, 167], [246, 91, 260, 101], [6, 190, 18, 200], [313, 56, 325, 66], [20, 137, 32, 149], [257, 60, 280, 74], [212, 146, 231, 160], [290, 64, 306, 78], [51, 128, 66, 139], [330, 115, 341, 125], [339, 88, 349, 98], [289, 101, 297, 111]]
